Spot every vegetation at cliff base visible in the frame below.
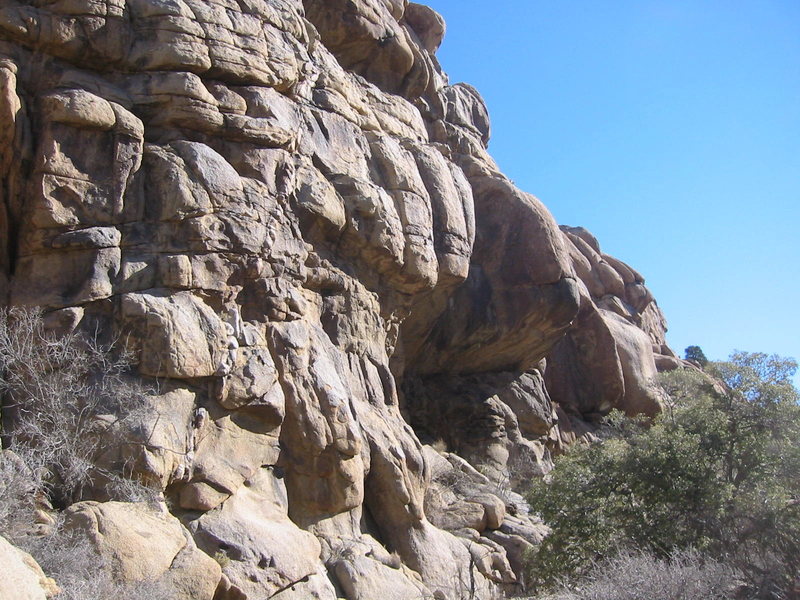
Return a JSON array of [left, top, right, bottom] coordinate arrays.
[[0, 308, 167, 599], [526, 352, 800, 599]]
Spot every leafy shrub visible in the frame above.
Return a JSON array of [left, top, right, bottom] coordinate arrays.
[[526, 352, 800, 599]]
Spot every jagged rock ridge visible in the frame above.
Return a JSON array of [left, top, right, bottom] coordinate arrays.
[[0, 1, 679, 597]]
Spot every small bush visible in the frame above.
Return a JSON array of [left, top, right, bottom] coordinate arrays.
[[0, 306, 152, 515], [684, 346, 709, 367], [0, 307, 165, 597], [542, 549, 739, 600]]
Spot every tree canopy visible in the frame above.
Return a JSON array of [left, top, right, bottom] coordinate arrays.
[[684, 345, 709, 366]]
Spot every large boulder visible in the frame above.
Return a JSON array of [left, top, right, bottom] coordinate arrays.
[[64, 501, 221, 599]]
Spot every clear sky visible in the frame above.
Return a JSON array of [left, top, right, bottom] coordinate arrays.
[[424, 0, 800, 380]]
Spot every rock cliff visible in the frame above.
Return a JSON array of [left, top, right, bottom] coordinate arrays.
[[0, 1, 678, 597]]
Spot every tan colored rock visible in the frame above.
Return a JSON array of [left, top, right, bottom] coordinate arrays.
[[304, 0, 432, 98], [441, 83, 492, 146], [640, 300, 670, 347], [40, 89, 116, 130], [121, 290, 228, 378], [293, 160, 347, 232], [0, 535, 58, 599], [94, 387, 196, 494], [13, 247, 121, 308], [407, 373, 556, 488], [335, 554, 428, 600], [546, 228, 667, 418], [655, 352, 685, 372], [63, 501, 220, 599], [268, 571, 339, 599], [188, 468, 336, 600], [545, 289, 627, 417], [405, 174, 580, 376], [604, 310, 664, 415], [405, 3, 446, 53]]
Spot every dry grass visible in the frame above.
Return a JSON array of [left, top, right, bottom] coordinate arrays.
[[24, 526, 174, 600], [540, 549, 739, 600]]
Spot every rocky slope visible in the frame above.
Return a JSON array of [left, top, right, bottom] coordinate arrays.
[[0, 1, 679, 597]]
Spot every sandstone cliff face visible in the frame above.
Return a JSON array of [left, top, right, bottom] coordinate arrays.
[[0, 1, 674, 597]]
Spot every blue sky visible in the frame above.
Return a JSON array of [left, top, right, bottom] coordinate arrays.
[[424, 0, 800, 379]]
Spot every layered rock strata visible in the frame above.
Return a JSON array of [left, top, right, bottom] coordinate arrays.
[[0, 1, 674, 597]]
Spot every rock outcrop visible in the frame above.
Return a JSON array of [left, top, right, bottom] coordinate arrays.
[[0, 1, 673, 597], [64, 501, 222, 599]]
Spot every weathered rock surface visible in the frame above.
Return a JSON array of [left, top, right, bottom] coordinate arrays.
[[0, 535, 57, 600], [546, 226, 666, 423], [0, 1, 673, 597], [64, 501, 221, 599]]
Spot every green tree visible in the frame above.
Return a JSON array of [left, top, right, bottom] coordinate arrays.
[[526, 352, 800, 598], [684, 345, 709, 366]]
